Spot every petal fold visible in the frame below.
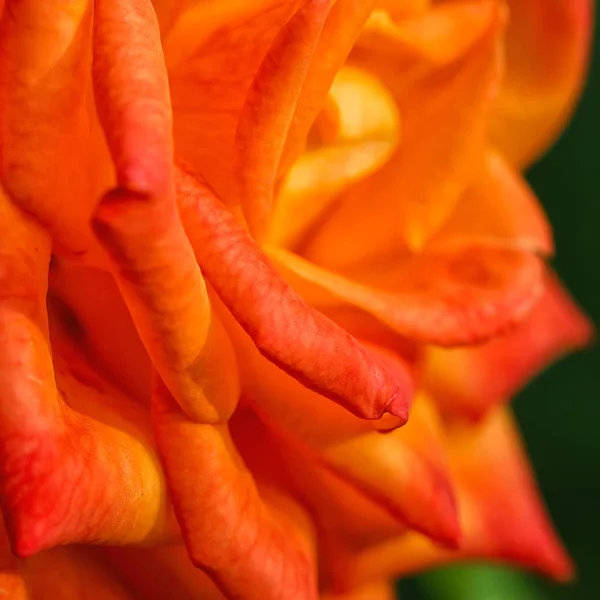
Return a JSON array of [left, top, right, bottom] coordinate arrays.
[[324, 409, 573, 588], [151, 376, 318, 600], [269, 244, 544, 347], [175, 164, 411, 420]]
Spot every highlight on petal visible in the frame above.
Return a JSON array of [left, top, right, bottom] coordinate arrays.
[[268, 243, 544, 347], [175, 163, 412, 420], [427, 150, 553, 256], [490, 0, 593, 167], [0, 0, 96, 254], [301, 0, 505, 268], [93, 0, 173, 197], [0, 194, 174, 557], [151, 376, 318, 600], [324, 408, 573, 589], [424, 269, 594, 420], [268, 65, 400, 249], [235, 0, 333, 239]]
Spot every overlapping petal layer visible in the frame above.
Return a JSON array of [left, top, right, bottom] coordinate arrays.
[[323, 408, 574, 590], [490, 0, 593, 167], [0, 0, 593, 598]]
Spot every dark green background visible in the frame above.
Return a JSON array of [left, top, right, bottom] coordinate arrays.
[[399, 15, 600, 600]]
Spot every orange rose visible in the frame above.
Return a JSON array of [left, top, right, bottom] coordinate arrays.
[[0, 1, 594, 599]]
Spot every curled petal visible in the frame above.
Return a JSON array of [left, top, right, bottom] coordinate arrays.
[[0, 195, 174, 556], [302, 0, 505, 267], [151, 376, 318, 600], [167, 0, 375, 214], [269, 65, 400, 249], [242, 349, 455, 544], [324, 409, 573, 588], [490, 0, 593, 167], [176, 164, 411, 420], [428, 150, 553, 255], [93, 0, 173, 197], [269, 245, 544, 347], [166, 1, 301, 204], [235, 0, 333, 239], [93, 189, 239, 424], [0, 0, 96, 254], [424, 270, 594, 419]]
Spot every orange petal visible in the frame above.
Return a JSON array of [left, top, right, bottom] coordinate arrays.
[[22, 546, 135, 600], [427, 150, 553, 255], [166, 1, 301, 205], [93, 0, 173, 198], [490, 0, 593, 167], [277, 0, 380, 178], [0, 195, 174, 555], [268, 65, 400, 249], [48, 263, 152, 403], [0, 519, 26, 600], [424, 269, 594, 419], [301, 0, 505, 267], [0, 0, 96, 254], [235, 0, 333, 239], [93, 188, 239, 425], [321, 581, 396, 600], [225, 323, 455, 545], [269, 244, 544, 347], [325, 408, 573, 587], [175, 164, 411, 420], [103, 545, 226, 600], [151, 376, 318, 600]]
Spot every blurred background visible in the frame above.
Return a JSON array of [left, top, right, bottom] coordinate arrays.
[[398, 13, 600, 600]]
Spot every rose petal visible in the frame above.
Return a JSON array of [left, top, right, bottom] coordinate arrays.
[[321, 581, 396, 600], [427, 150, 553, 255], [176, 164, 411, 420], [0, 195, 174, 556], [166, 0, 375, 215], [0, 0, 96, 254], [165, 0, 302, 205], [269, 244, 544, 347], [324, 409, 573, 587], [93, 189, 239, 425], [424, 269, 594, 419], [251, 386, 458, 545], [268, 65, 400, 249], [151, 376, 318, 600], [22, 546, 135, 599], [235, 0, 333, 239], [0, 519, 26, 600], [490, 0, 593, 167], [301, 0, 505, 268], [93, 0, 173, 198], [103, 545, 226, 600], [48, 263, 152, 403]]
